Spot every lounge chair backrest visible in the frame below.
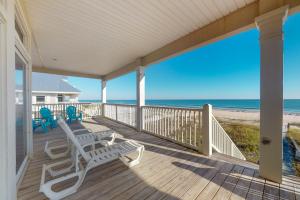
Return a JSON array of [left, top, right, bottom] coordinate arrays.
[[40, 107, 53, 119], [66, 106, 77, 117], [57, 118, 91, 161]]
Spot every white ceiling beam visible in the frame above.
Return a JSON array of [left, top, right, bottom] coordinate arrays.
[[104, 0, 300, 81], [32, 66, 103, 79]]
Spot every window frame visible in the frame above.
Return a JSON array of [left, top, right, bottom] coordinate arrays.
[[57, 94, 63, 103], [36, 96, 45, 103]]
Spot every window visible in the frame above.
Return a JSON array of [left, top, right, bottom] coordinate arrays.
[[36, 96, 45, 103], [57, 94, 63, 102]]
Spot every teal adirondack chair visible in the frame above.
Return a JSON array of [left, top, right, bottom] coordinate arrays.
[[66, 106, 82, 123], [39, 107, 57, 132], [32, 119, 41, 131]]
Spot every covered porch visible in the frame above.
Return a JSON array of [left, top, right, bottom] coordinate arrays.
[[18, 117, 299, 200], [1, 0, 300, 199]]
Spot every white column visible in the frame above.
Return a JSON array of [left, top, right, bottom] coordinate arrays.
[[101, 80, 107, 103], [0, 0, 17, 199], [202, 104, 212, 156], [101, 80, 107, 116], [255, 6, 288, 183], [136, 66, 145, 131]]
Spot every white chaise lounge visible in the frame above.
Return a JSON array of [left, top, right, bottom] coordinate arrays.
[[40, 118, 144, 200], [45, 127, 116, 159]]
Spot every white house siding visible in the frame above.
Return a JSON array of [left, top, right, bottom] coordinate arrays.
[[32, 93, 79, 104]]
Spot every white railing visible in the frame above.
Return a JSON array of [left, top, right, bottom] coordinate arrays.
[[103, 104, 136, 127], [142, 106, 203, 151], [32, 103, 102, 120], [211, 115, 246, 160]]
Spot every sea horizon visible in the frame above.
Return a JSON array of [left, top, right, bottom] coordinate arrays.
[[79, 99, 300, 114]]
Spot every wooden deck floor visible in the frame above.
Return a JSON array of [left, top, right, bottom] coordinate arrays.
[[18, 117, 300, 200]]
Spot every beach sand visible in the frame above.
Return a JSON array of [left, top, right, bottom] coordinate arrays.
[[213, 109, 300, 125]]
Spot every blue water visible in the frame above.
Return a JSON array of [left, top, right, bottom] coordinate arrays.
[[79, 99, 300, 114]]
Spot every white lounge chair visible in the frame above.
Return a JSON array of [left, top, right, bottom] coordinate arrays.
[[45, 127, 116, 159], [40, 118, 144, 200]]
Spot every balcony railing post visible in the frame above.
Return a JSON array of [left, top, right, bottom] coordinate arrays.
[[202, 104, 212, 156]]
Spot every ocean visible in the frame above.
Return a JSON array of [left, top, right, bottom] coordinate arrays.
[[79, 99, 300, 114]]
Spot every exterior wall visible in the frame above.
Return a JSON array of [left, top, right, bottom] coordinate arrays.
[[68, 94, 79, 103], [0, 0, 34, 198], [32, 93, 79, 104], [0, 0, 17, 199]]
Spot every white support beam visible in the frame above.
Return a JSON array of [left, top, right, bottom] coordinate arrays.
[[136, 63, 145, 132], [101, 80, 107, 104], [256, 5, 288, 183], [0, 0, 17, 199], [101, 80, 107, 117]]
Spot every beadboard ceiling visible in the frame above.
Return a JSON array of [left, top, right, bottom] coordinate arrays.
[[23, 0, 255, 78]]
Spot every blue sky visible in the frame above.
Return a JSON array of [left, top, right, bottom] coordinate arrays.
[[68, 13, 300, 100]]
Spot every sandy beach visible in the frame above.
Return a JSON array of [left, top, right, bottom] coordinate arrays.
[[213, 109, 300, 125]]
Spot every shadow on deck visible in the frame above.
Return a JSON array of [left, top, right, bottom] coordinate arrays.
[[18, 117, 299, 200]]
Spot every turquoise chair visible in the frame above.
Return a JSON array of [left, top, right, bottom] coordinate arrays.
[[66, 106, 82, 123], [39, 107, 57, 132], [32, 119, 41, 131]]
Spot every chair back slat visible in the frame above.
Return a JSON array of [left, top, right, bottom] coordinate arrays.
[[57, 118, 91, 161], [67, 106, 77, 118], [40, 107, 53, 119]]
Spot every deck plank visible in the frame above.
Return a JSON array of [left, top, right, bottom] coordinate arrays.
[[245, 170, 265, 200], [17, 117, 297, 200], [263, 180, 280, 200], [193, 163, 234, 200], [212, 165, 245, 200], [230, 167, 255, 200]]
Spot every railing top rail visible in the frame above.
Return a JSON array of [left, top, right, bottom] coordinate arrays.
[[142, 105, 203, 111], [32, 102, 101, 106], [104, 103, 136, 107]]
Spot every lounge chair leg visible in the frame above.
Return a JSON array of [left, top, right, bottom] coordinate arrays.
[[44, 141, 71, 159], [40, 161, 93, 200], [46, 158, 75, 177]]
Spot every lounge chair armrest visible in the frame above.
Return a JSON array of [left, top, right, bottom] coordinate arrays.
[[95, 132, 115, 142], [73, 128, 92, 134], [81, 140, 105, 149]]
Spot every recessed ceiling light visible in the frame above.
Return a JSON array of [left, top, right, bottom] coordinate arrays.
[[52, 57, 57, 61]]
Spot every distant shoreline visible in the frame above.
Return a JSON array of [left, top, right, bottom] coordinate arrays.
[[213, 108, 300, 125], [213, 107, 300, 116], [79, 99, 300, 117]]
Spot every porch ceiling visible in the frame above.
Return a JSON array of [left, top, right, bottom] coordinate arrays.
[[23, 0, 255, 78], [23, 0, 300, 80]]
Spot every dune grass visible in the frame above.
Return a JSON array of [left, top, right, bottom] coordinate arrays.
[[218, 122, 300, 175], [287, 127, 300, 146], [219, 121, 260, 163], [287, 127, 300, 176]]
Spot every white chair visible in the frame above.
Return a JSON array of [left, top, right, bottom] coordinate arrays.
[[45, 127, 116, 159], [40, 118, 144, 200]]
